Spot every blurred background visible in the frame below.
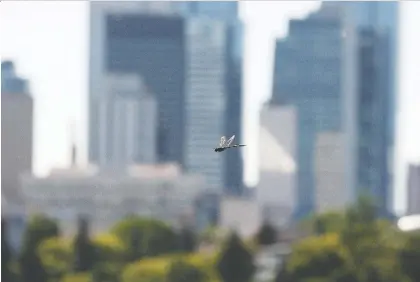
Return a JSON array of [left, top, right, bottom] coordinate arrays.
[[1, 1, 420, 282]]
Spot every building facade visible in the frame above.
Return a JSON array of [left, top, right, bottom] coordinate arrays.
[[271, 3, 357, 219], [21, 164, 206, 235], [355, 28, 394, 216], [314, 132, 347, 213], [271, 2, 397, 218], [178, 2, 245, 194], [1, 61, 33, 206], [96, 74, 157, 167], [89, 3, 186, 166], [258, 105, 297, 226], [407, 164, 420, 215], [184, 18, 229, 189], [351, 2, 399, 217]]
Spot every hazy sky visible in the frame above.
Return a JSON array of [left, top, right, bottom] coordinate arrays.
[[1, 1, 419, 213]]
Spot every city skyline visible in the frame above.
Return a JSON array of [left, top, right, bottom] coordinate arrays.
[[1, 1, 420, 214]]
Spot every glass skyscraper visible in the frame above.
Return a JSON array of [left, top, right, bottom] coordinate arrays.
[[89, 3, 186, 167], [272, 2, 398, 219], [272, 4, 347, 219], [351, 2, 399, 217], [178, 2, 245, 194]]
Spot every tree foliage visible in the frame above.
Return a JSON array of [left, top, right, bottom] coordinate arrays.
[[2, 217, 13, 282], [216, 232, 255, 282], [255, 220, 278, 246], [73, 215, 96, 272], [19, 214, 60, 282], [111, 216, 178, 259], [399, 231, 420, 282], [166, 260, 208, 282], [122, 253, 216, 282], [38, 237, 73, 281], [178, 227, 197, 253], [287, 233, 347, 280], [288, 196, 407, 282]]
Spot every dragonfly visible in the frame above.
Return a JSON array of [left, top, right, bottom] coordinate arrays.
[[214, 135, 246, 152]]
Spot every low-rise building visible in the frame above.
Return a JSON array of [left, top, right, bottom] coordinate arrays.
[[21, 163, 206, 235]]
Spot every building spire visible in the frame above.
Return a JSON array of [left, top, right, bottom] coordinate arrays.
[[69, 120, 77, 167]]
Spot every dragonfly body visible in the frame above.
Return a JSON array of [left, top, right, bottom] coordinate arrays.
[[214, 135, 246, 152]]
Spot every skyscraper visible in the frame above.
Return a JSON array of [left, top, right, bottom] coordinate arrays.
[[178, 2, 245, 194], [351, 2, 399, 217], [184, 18, 229, 190], [89, 3, 185, 167], [272, 2, 398, 218], [355, 28, 394, 217], [271, 3, 357, 219], [1, 61, 33, 206]]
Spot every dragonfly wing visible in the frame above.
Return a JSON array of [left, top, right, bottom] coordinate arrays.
[[219, 136, 226, 147], [225, 135, 235, 147]]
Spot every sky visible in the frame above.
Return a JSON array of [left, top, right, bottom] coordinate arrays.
[[1, 1, 419, 214]]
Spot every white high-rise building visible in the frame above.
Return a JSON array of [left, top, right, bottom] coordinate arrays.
[[97, 74, 157, 167], [258, 105, 297, 227], [185, 18, 228, 189]]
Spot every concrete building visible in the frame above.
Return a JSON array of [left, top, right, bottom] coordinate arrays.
[[97, 74, 157, 167], [21, 164, 206, 235], [1, 61, 33, 206], [89, 3, 185, 166], [219, 197, 262, 239], [314, 132, 348, 213], [258, 105, 296, 227], [407, 164, 420, 215]]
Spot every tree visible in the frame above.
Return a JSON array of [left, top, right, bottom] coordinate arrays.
[[111, 216, 177, 259], [255, 220, 278, 246], [73, 215, 96, 272], [128, 225, 142, 262], [286, 233, 348, 280], [339, 196, 404, 282], [217, 232, 255, 282], [92, 262, 121, 282], [38, 237, 73, 281], [400, 231, 420, 282], [2, 217, 13, 282], [178, 227, 197, 253], [274, 262, 294, 282], [122, 252, 216, 282], [166, 260, 207, 282], [292, 196, 404, 282], [20, 214, 60, 282], [92, 233, 127, 281], [304, 211, 345, 236]]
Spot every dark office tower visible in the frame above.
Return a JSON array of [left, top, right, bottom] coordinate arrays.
[[89, 3, 185, 167], [1, 61, 33, 206], [178, 1, 244, 195], [355, 28, 393, 218], [350, 2, 399, 218]]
